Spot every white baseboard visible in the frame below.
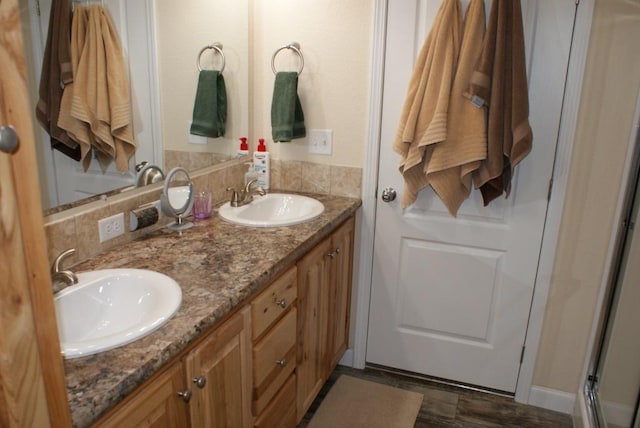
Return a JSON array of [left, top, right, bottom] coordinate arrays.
[[339, 349, 354, 367], [528, 386, 576, 414]]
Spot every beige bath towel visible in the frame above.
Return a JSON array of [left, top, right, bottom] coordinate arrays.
[[427, 0, 487, 216], [68, 5, 136, 173], [58, 6, 92, 158], [393, 0, 462, 208], [467, 0, 532, 206]]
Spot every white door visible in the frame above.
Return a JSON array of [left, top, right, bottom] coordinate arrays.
[[28, 0, 160, 207], [366, 0, 576, 392]]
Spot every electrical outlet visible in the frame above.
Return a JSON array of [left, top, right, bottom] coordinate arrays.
[[98, 213, 125, 243], [308, 129, 333, 155]]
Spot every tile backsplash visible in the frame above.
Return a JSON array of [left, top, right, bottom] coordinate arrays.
[[43, 158, 361, 267]]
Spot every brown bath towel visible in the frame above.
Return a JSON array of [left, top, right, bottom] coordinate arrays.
[[35, 0, 80, 159], [467, 0, 532, 206], [393, 0, 462, 208], [427, 0, 487, 216]]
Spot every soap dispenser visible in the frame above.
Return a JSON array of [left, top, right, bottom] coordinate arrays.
[[237, 137, 249, 157], [245, 162, 259, 185], [253, 138, 270, 190]]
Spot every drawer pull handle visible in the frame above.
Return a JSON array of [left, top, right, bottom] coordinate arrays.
[[193, 376, 207, 389], [327, 248, 341, 259], [276, 359, 287, 368], [275, 298, 287, 308], [177, 390, 192, 402]]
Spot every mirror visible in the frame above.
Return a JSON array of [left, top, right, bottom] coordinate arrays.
[[160, 167, 194, 231], [19, 0, 249, 214]]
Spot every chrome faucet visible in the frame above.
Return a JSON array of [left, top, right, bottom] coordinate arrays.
[[135, 162, 165, 187], [51, 248, 78, 290], [227, 178, 266, 207]]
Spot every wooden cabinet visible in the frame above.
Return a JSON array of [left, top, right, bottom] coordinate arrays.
[[96, 363, 188, 428], [92, 216, 355, 428], [326, 217, 355, 370], [253, 374, 297, 428], [96, 307, 252, 428], [296, 235, 332, 419], [296, 217, 355, 421], [251, 267, 298, 426], [185, 306, 252, 428]]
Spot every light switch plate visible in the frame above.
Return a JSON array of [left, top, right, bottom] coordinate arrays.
[[308, 129, 333, 155]]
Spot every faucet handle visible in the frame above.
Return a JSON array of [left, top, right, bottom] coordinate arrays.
[[226, 187, 240, 205], [52, 248, 76, 274]]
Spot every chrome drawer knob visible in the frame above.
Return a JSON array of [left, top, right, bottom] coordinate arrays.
[[327, 248, 340, 259], [177, 390, 192, 402], [193, 376, 207, 389], [276, 359, 287, 368], [276, 298, 287, 308]]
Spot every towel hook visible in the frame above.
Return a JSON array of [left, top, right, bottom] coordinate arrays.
[[197, 42, 226, 73], [271, 42, 304, 76]]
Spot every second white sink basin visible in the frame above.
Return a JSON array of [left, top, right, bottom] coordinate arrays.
[[54, 269, 182, 358], [218, 193, 324, 227]]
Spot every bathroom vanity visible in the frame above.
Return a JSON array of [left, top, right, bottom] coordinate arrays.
[[62, 193, 360, 427]]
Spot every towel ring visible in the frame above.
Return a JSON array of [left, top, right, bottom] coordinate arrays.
[[197, 43, 225, 72], [271, 42, 304, 76]]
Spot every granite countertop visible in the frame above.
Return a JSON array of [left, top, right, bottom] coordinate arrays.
[[63, 193, 361, 427]]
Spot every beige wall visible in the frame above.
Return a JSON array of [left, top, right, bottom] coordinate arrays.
[[251, 0, 372, 167], [533, 0, 640, 393], [155, 0, 249, 155]]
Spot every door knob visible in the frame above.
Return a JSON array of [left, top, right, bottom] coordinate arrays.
[[381, 187, 396, 202], [0, 126, 19, 154]]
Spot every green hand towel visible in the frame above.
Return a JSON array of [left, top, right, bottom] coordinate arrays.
[[271, 71, 306, 142], [190, 70, 227, 138]]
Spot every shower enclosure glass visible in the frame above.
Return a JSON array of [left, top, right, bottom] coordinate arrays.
[[585, 134, 640, 428]]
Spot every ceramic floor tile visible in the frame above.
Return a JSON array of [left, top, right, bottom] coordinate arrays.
[[299, 366, 573, 428]]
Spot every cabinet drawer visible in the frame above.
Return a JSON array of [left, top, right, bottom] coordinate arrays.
[[252, 266, 297, 340], [253, 308, 296, 415], [254, 374, 297, 428]]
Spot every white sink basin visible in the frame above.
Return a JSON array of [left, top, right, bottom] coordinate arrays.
[[218, 193, 324, 227], [54, 269, 182, 358]]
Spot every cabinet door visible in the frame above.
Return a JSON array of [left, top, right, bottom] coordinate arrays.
[[185, 307, 252, 428], [96, 363, 188, 428], [296, 236, 332, 421], [1, 0, 71, 424], [327, 216, 355, 371]]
